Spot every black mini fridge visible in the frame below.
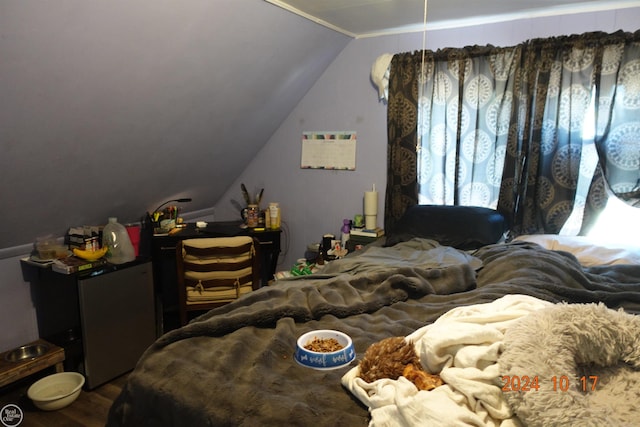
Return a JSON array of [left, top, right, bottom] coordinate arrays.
[[77, 262, 156, 389], [31, 260, 156, 389]]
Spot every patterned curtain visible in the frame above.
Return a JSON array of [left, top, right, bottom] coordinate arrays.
[[384, 53, 419, 232], [385, 30, 640, 236], [500, 34, 596, 235], [416, 45, 520, 208], [592, 31, 640, 206], [384, 46, 520, 231], [502, 31, 640, 235]]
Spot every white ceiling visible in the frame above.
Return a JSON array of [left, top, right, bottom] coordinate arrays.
[[266, 0, 640, 37]]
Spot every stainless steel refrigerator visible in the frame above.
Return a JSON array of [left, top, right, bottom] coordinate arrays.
[[77, 261, 156, 389]]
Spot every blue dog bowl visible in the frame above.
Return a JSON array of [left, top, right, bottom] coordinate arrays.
[[295, 330, 356, 370]]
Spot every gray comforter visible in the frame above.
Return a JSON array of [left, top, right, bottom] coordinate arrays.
[[107, 239, 640, 427]]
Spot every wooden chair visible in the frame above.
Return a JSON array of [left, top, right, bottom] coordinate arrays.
[[176, 236, 260, 326]]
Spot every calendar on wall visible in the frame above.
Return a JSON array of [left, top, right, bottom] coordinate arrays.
[[300, 131, 356, 170]]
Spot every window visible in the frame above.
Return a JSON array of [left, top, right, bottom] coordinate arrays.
[[386, 31, 640, 236]]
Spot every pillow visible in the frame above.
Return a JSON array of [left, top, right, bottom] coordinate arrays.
[[386, 205, 507, 250], [513, 234, 640, 266], [585, 193, 640, 245]]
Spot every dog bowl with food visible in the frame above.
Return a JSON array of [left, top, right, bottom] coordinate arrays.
[[295, 329, 355, 370], [27, 372, 85, 411]]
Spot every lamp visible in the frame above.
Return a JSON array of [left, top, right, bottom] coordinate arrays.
[[149, 197, 192, 229], [139, 198, 192, 258], [150, 198, 192, 218]]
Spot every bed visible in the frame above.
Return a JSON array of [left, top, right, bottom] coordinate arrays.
[[106, 206, 640, 427]]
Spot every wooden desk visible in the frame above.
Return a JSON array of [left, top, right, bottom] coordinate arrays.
[[151, 221, 281, 333]]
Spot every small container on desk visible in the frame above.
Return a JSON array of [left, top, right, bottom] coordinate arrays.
[[246, 204, 259, 228]]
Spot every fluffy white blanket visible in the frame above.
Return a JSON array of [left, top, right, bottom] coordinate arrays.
[[341, 294, 552, 427]]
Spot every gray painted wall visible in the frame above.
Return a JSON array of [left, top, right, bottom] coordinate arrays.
[[1, 0, 350, 249], [0, 0, 349, 351], [2, 3, 639, 352]]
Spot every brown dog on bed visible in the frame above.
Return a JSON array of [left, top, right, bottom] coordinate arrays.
[[358, 336, 444, 391]]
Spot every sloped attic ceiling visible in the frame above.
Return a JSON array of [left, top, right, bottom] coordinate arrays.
[[268, 0, 640, 37], [1, 0, 350, 249]]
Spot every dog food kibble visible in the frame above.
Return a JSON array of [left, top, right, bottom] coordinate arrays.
[[304, 337, 344, 352]]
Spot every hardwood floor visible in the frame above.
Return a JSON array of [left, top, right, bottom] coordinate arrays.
[[0, 369, 128, 427]]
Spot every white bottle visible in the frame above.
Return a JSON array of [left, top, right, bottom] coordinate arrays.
[[102, 217, 136, 264], [268, 202, 281, 229]]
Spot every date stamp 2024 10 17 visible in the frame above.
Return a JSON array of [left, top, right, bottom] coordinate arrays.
[[501, 375, 599, 392]]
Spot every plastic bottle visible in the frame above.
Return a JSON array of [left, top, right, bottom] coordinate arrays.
[[268, 202, 281, 229], [341, 219, 351, 248], [102, 217, 136, 264]]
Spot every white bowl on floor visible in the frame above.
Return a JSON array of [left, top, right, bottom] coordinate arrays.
[[27, 372, 85, 411]]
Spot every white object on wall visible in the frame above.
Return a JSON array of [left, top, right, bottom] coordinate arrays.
[[371, 53, 393, 102], [301, 131, 356, 170]]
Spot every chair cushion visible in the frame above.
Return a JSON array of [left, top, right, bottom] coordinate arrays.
[[183, 236, 253, 250], [181, 236, 255, 302], [185, 284, 253, 303]]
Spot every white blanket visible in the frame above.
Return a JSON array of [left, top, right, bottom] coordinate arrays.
[[341, 295, 552, 426]]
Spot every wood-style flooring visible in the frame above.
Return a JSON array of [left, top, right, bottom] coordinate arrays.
[[0, 369, 127, 427]]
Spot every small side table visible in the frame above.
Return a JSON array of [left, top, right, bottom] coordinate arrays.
[[0, 339, 65, 388]]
